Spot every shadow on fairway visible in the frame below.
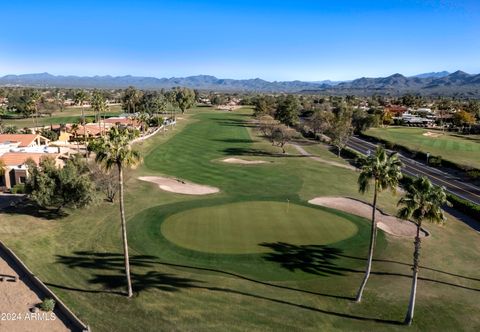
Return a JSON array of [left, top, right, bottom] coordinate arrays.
[[213, 138, 256, 144], [155, 261, 355, 301], [223, 147, 304, 157], [3, 200, 68, 220], [338, 253, 480, 283], [194, 285, 404, 326], [55, 251, 201, 295], [259, 242, 349, 276], [260, 242, 480, 292], [54, 251, 407, 325], [210, 117, 256, 128]]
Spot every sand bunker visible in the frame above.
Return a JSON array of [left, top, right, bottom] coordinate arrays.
[[139, 176, 219, 195], [222, 158, 267, 165], [308, 197, 428, 238], [423, 131, 442, 138]]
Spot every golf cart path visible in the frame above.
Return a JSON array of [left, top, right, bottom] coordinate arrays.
[[291, 144, 356, 170]]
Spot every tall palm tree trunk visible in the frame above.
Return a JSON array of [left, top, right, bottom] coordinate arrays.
[[355, 184, 378, 302], [405, 223, 421, 325], [35, 106, 38, 129], [118, 164, 133, 298], [82, 108, 88, 160]]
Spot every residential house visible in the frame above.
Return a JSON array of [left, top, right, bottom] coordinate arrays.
[[384, 105, 408, 116], [103, 117, 141, 130], [0, 134, 61, 192]]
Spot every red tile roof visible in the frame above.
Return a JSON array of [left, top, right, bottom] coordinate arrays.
[[103, 118, 140, 127], [0, 152, 58, 166], [0, 134, 39, 147]]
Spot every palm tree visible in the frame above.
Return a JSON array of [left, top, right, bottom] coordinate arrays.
[[74, 90, 90, 155], [27, 90, 41, 128], [136, 112, 150, 135], [355, 146, 403, 302], [398, 177, 449, 325], [91, 90, 108, 134], [94, 127, 142, 297], [122, 86, 141, 114], [71, 123, 80, 153], [0, 158, 5, 190], [0, 158, 6, 182]]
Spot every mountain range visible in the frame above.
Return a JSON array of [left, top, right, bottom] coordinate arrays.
[[1, 71, 479, 97]]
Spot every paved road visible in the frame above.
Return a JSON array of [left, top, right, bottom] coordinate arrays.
[[347, 136, 480, 206]]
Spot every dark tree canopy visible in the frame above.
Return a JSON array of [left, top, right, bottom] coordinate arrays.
[[275, 95, 300, 126], [26, 157, 95, 211], [174, 87, 196, 113]]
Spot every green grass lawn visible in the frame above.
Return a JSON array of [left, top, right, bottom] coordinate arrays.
[[366, 127, 480, 169], [160, 201, 358, 254], [1, 107, 479, 331]]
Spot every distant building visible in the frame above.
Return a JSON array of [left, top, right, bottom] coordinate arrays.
[[0, 134, 62, 192], [394, 113, 434, 125], [0, 134, 50, 148], [384, 105, 408, 116], [103, 117, 141, 129]]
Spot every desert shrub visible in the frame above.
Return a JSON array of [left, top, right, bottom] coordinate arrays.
[[428, 156, 442, 167], [466, 169, 480, 180], [11, 184, 25, 194], [40, 129, 59, 141], [40, 298, 55, 312]]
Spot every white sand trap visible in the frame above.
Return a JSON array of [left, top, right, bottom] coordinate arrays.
[[222, 158, 267, 165], [423, 131, 442, 138], [308, 197, 428, 238], [139, 176, 219, 195]]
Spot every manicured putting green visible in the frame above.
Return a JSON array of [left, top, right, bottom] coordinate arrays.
[[161, 201, 358, 254]]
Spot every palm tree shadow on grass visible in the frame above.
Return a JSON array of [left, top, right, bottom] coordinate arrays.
[[155, 261, 355, 301], [259, 243, 480, 292], [55, 251, 201, 295], [338, 254, 480, 284], [259, 242, 353, 276], [54, 251, 405, 325]]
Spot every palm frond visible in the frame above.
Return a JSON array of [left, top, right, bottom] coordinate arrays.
[[397, 176, 448, 226]]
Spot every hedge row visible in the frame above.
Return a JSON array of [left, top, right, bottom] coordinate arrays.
[[447, 194, 480, 221]]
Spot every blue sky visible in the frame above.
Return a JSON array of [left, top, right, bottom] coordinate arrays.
[[1, 0, 479, 81]]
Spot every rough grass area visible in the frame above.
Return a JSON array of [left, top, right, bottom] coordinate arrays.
[[366, 127, 480, 169], [0, 107, 479, 331]]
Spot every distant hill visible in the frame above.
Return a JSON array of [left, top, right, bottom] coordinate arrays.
[[1, 71, 479, 97], [0, 73, 330, 92], [411, 71, 450, 79], [314, 71, 480, 97]]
